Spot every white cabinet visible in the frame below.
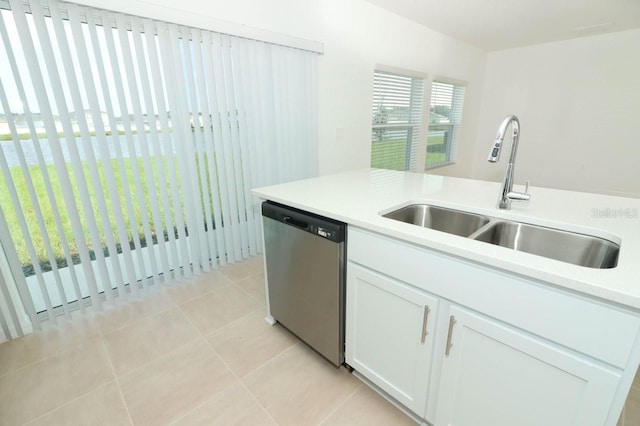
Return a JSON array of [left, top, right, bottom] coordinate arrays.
[[345, 263, 438, 414], [434, 305, 621, 426], [346, 227, 639, 426]]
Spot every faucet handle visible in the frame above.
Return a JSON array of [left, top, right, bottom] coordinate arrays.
[[507, 180, 531, 203]]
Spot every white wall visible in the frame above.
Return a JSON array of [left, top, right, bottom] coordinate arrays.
[[307, 1, 487, 177], [471, 29, 640, 198], [72, 0, 487, 176]]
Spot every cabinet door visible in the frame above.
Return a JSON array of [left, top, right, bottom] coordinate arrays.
[[346, 262, 438, 415], [434, 305, 621, 426]]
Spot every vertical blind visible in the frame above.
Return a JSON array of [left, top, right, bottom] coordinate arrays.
[[426, 80, 466, 168], [370, 70, 425, 171], [0, 0, 318, 339]]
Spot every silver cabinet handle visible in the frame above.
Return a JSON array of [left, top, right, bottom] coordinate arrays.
[[421, 305, 431, 343], [445, 315, 457, 356]]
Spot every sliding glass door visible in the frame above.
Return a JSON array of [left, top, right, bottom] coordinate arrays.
[[0, 0, 317, 333]]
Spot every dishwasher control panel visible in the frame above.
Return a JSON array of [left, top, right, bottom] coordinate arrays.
[[314, 225, 339, 240], [262, 201, 346, 243]]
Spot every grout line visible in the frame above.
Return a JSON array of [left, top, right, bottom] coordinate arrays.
[[167, 338, 249, 425], [186, 294, 265, 341], [233, 340, 360, 426], [21, 380, 121, 426], [109, 335, 216, 425], [99, 304, 188, 340], [93, 290, 205, 383], [225, 338, 298, 380], [172, 344, 238, 424], [0, 309, 108, 378], [204, 337, 281, 426], [20, 336, 125, 425], [171, 267, 267, 342], [317, 381, 364, 425], [175, 293, 208, 337], [165, 279, 220, 306], [239, 341, 302, 380], [200, 306, 266, 340], [106, 332, 200, 383], [178, 299, 244, 346], [0, 331, 101, 380], [0, 351, 58, 380], [173, 281, 235, 308], [98, 334, 135, 426], [94, 291, 177, 337], [237, 374, 280, 426], [219, 266, 264, 285], [234, 343, 303, 426], [230, 279, 266, 308]]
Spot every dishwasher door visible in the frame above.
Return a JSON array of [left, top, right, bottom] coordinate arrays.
[[262, 201, 346, 367]]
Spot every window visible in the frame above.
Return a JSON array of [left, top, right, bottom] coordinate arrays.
[[426, 80, 466, 168], [370, 69, 425, 171], [370, 68, 467, 172]]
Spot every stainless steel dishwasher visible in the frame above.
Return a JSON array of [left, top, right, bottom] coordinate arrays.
[[262, 201, 346, 367]]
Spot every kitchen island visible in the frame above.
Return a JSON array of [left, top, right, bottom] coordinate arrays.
[[253, 168, 640, 426]]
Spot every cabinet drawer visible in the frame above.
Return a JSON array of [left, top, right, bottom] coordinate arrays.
[[348, 227, 640, 368]]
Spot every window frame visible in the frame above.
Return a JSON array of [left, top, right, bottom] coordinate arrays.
[[425, 77, 467, 170], [370, 65, 429, 172]]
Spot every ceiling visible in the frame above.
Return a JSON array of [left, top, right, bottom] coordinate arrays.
[[364, 0, 640, 51]]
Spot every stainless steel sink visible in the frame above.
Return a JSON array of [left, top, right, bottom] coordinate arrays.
[[381, 203, 620, 269], [382, 204, 490, 237], [471, 221, 620, 269]]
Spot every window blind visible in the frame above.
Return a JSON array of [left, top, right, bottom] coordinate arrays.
[[371, 70, 425, 171], [426, 80, 466, 168], [0, 0, 318, 336]]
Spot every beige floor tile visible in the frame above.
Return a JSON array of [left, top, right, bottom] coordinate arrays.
[[234, 273, 267, 305], [179, 285, 260, 335], [171, 382, 276, 425], [220, 257, 262, 282], [103, 308, 200, 376], [0, 337, 114, 425], [0, 315, 98, 377], [321, 385, 416, 425], [26, 381, 132, 426], [119, 339, 238, 425], [623, 384, 640, 426], [92, 291, 176, 335], [208, 310, 297, 377], [243, 343, 361, 426], [246, 256, 265, 275], [634, 364, 640, 387], [165, 271, 232, 305]]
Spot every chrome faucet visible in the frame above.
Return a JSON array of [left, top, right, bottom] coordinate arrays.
[[487, 115, 530, 209]]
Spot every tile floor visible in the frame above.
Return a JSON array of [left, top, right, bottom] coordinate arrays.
[[619, 368, 640, 426], [0, 256, 416, 426]]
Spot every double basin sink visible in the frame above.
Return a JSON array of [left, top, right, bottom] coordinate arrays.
[[382, 204, 620, 269]]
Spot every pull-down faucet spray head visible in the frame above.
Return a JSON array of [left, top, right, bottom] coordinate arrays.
[[487, 115, 517, 163], [488, 137, 503, 162]]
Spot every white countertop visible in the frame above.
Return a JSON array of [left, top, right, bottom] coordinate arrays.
[[253, 169, 640, 310]]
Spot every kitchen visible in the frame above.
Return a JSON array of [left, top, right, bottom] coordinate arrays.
[[0, 0, 639, 425]]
